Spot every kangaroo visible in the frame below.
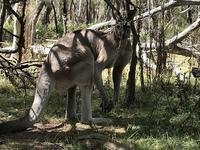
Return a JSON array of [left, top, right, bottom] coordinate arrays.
[[0, 6, 135, 133], [63, 26, 132, 119]]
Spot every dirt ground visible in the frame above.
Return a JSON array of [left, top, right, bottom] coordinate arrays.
[[0, 120, 133, 150]]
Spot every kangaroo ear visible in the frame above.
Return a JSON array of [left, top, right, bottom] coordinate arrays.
[[127, 9, 137, 21]]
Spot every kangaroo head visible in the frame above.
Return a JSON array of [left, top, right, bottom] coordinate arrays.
[[114, 23, 130, 40], [106, 0, 137, 40]]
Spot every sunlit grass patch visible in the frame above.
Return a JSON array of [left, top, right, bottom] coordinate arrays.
[[134, 137, 200, 150]]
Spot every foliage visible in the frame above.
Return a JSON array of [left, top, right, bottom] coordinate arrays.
[[2, 20, 14, 41], [35, 22, 63, 39], [3, 21, 13, 33], [67, 23, 89, 32], [34, 21, 90, 40], [0, 69, 200, 149]]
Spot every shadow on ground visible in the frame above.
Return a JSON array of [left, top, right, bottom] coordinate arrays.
[[0, 119, 135, 150]]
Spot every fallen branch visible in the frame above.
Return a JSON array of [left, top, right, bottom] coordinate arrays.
[[30, 44, 52, 55], [143, 45, 200, 58], [169, 45, 200, 57], [0, 55, 38, 87], [88, 0, 200, 29], [140, 47, 192, 80], [18, 60, 42, 68], [135, 0, 200, 20], [166, 17, 200, 46], [3, 28, 20, 38], [141, 17, 200, 49], [88, 19, 116, 30], [0, 47, 18, 53]]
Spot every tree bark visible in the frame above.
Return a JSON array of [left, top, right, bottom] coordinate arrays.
[[78, 0, 83, 18], [51, 1, 58, 33], [0, 0, 6, 48], [62, 0, 68, 35], [30, 0, 45, 45], [12, 3, 21, 53], [125, 23, 138, 105], [86, 0, 90, 24], [41, 0, 53, 25], [125, 0, 138, 105]]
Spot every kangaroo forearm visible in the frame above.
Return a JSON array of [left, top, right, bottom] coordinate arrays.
[[94, 70, 109, 103]]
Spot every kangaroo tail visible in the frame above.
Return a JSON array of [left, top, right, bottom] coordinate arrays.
[[0, 63, 54, 134]]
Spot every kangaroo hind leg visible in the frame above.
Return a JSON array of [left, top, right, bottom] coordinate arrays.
[[65, 86, 77, 121], [80, 85, 93, 122], [80, 84, 113, 125]]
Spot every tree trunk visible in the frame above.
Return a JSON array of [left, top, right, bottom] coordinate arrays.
[[0, 0, 6, 48], [86, 0, 89, 24], [17, 1, 26, 63], [125, 0, 138, 105], [10, 2, 26, 63], [78, 0, 83, 22], [104, 2, 111, 20], [62, 0, 68, 35], [41, 0, 53, 25], [125, 22, 138, 105], [51, 1, 58, 34], [12, 3, 20, 52], [30, 0, 45, 45]]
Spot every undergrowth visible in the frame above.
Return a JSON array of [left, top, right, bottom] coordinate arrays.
[[0, 71, 200, 149]]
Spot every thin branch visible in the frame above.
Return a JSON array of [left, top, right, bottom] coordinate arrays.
[[0, 55, 37, 79], [0, 54, 14, 66], [12, 63, 42, 69], [103, 0, 123, 20], [3, 28, 20, 38]]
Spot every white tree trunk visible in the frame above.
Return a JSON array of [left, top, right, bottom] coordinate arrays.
[[11, 3, 21, 60]]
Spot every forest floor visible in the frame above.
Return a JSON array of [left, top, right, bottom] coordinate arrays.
[[0, 120, 132, 150], [0, 55, 200, 150]]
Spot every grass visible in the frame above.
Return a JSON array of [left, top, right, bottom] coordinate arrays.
[[0, 61, 200, 149]]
